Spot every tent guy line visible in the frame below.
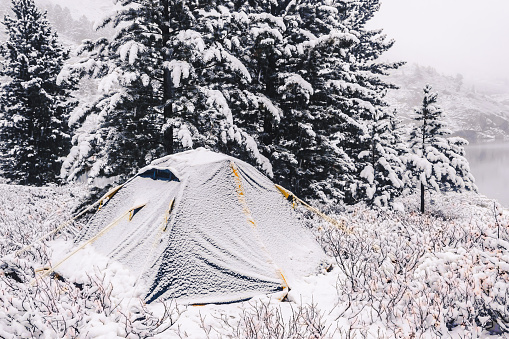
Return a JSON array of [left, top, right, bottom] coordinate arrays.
[[32, 209, 131, 285], [14, 183, 125, 258], [275, 184, 350, 233]]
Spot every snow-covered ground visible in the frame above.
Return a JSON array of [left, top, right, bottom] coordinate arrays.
[[1, 184, 509, 338]]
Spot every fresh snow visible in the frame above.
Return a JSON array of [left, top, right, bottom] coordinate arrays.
[[164, 60, 191, 88], [1, 179, 509, 337], [278, 73, 314, 102]]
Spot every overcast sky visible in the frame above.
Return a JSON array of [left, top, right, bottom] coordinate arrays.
[[27, 0, 509, 82], [368, 0, 509, 81]]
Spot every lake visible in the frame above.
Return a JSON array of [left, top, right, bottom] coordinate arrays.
[[465, 141, 509, 207]]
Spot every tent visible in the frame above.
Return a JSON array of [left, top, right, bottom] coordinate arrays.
[[75, 148, 324, 304]]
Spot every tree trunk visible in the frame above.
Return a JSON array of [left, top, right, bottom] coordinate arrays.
[[161, 0, 173, 154], [163, 123, 173, 154], [420, 182, 425, 213]]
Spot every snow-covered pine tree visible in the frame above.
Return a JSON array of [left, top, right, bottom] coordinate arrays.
[[203, 0, 349, 201], [409, 84, 476, 212], [223, 0, 318, 198], [242, 0, 402, 204], [0, 0, 75, 185], [278, 6, 360, 202], [389, 109, 413, 193], [444, 136, 476, 190], [59, 0, 271, 184], [358, 109, 405, 207], [334, 0, 405, 205]]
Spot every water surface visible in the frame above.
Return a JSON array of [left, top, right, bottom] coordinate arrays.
[[465, 142, 509, 207]]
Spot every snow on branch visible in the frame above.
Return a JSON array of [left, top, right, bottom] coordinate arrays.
[[163, 60, 191, 88], [248, 93, 283, 122], [118, 40, 146, 65], [297, 30, 359, 54], [221, 51, 252, 82], [203, 88, 233, 125], [175, 30, 206, 53], [249, 13, 286, 31], [278, 73, 314, 102]]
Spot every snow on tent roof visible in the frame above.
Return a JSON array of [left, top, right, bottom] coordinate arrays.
[[75, 148, 324, 304]]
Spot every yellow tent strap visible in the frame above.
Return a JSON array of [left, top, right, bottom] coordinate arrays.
[[98, 184, 123, 210], [275, 184, 350, 233], [15, 184, 124, 257], [162, 198, 175, 232], [277, 269, 289, 297], [128, 203, 146, 221], [32, 209, 130, 285], [230, 162, 290, 300]]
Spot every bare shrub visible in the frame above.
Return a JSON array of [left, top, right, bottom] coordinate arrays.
[[0, 184, 86, 257], [317, 193, 509, 337], [0, 257, 182, 338], [201, 299, 333, 339]]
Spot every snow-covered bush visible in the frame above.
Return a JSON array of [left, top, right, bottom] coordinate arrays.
[[194, 299, 332, 339], [2, 182, 509, 338], [0, 184, 182, 338], [319, 192, 509, 337], [0, 257, 181, 338], [0, 184, 83, 257]]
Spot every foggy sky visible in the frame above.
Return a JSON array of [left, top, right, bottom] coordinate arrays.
[[368, 0, 509, 81], [31, 0, 509, 82]]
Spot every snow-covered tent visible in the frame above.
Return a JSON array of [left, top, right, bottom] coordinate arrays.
[[76, 148, 323, 304]]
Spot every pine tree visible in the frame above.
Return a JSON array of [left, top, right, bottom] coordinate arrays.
[[0, 0, 75, 185], [339, 0, 406, 205], [237, 0, 403, 204], [358, 109, 405, 207], [409, 85, 476, 212], [390, 109, 413, 194], [59, 0, 271, 184], [229, 0, 338, 200], [59, 0, 404, 206]]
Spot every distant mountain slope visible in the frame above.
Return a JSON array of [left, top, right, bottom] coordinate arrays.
[[1, 0, 114, 47], [35, 0, 117, 25], [386, 64, 509, 142]]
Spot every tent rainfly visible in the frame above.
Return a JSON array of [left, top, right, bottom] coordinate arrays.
[[75, 148, 324, 304]]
